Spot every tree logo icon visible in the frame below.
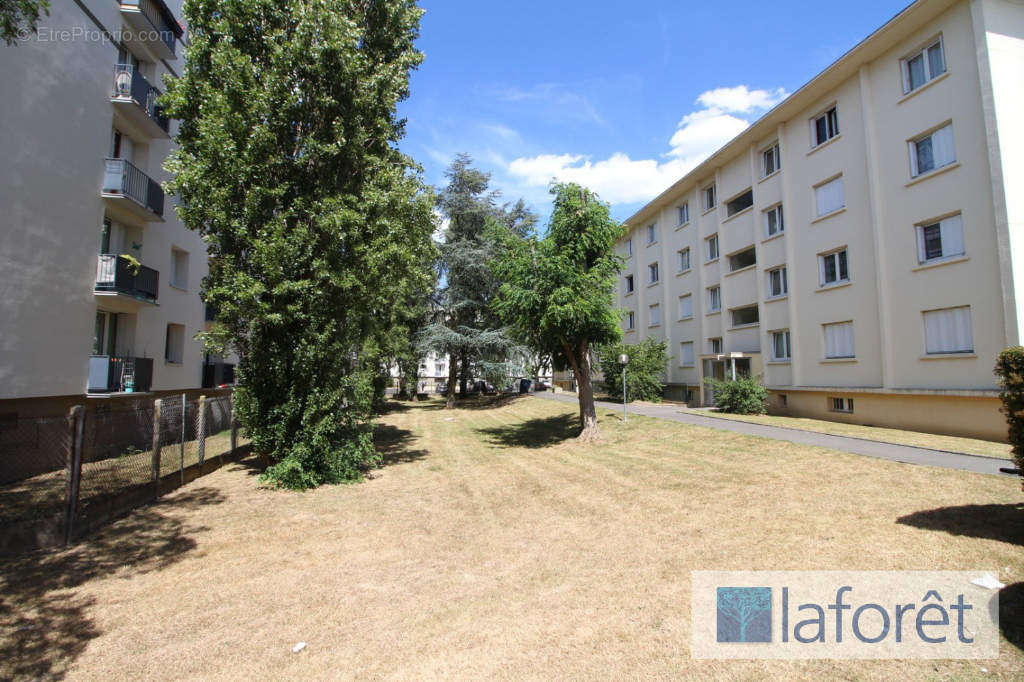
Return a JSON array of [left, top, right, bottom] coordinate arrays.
[[716, 587, 772, 643]]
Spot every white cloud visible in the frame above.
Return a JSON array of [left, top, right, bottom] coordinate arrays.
[[504, 84, 789, 206]]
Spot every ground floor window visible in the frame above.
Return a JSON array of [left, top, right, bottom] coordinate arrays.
[[830, 397, 854, 413]]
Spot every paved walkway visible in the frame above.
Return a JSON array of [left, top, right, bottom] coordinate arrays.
[[534, 392, 1015, 476]]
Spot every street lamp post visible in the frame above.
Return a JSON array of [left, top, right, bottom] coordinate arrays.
[[618, 353, 630, 421]]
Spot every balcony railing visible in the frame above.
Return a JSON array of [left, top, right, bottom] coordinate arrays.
[[88, 356, 154, 393], [95, 254, 160, 303], [112, 64, 169, 134], [103, 158, 164, 217], [202, 362, 236, 388], [121, 0, 182, 57]]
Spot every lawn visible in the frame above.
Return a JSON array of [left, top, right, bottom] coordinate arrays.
[[1, 396, 1021, 679], [694, 409, 1014, 460]]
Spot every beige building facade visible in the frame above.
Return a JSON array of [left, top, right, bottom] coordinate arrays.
[[616, 0, 1024, 441], [0, 0, 233, 415]]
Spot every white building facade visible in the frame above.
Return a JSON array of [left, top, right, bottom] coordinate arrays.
[[0, 0, 231, 415], [616, 0, 1024, 440]]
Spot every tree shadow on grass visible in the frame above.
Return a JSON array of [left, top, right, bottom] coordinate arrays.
[[0, 486, 224, 679], [475, 413, 581, 449], [895, 503, 1024, 547], [1000, 582, 1024, 653], [380, 399, 445, 415], [374, 423, 429, 466]]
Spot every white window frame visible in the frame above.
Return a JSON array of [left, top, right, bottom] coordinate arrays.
[[901, 36, 946, 94], [810, 105, 839, 148], [818, 248, 850, 287], [814, 175, 845, 218], [762, 142, 781, 177], [648, 262, 660, 285], [766, 266, 788, 298], [707, 286, 721, 313], [170, 248, 189, 290], [916, 213, 965, 264], [678, 293, 693, 319], [626, 311, 635, 331], [830, 397, 854, 413], [649, 303, 661, 327], [770, 330, 792, 361], [908, 123, 956, 178], [646, 223, 657, 245], [923, 305, 973, 355], [678, 247, 691, 272], [706, 234, 719, 262], [764, 204, 784, 238], [703, 184, 717, 211], [709, 337, 723, 355], [677, 203, 690, 226], [624, 274, 634, 294], [823, 321, 856, 359], [679, 341, 695, 367]]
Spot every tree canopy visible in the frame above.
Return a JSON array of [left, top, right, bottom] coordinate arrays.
[[162, 0, 434, 488], [491, 182, 624, 439], [1, 0, 49, 46]]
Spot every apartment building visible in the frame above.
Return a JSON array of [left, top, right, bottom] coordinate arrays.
[[616, 0, 1024, 441], [0, 0, 233, 416]]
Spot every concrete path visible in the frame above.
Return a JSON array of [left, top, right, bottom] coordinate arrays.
[[534, 392, 1016, 476]]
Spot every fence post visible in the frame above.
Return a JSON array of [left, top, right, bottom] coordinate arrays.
[[179, 393, 185, 486], [229, 391, 237, 455], [151, 398, 162, 493], [197, 394, 207, 471], [64, 405, 85, 545]]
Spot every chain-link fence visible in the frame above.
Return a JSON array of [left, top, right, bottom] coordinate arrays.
[[0, 390, 246, 553]]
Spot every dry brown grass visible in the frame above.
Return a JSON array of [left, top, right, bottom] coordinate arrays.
[[1, 396, 1021, 680], [695, 410, 1013, 460]]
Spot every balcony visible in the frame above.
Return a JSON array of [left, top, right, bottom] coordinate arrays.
[[202, 362, 236, 388], [88, 356, 154, 393], [95, 254, 159, 311], [119, 0, 183, 61], [111, 64, 170, 139], [102, 158, 165, 222]]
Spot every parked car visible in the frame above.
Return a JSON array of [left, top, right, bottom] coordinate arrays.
[[436, 382, 448, 396], [534, 380, 550, 392]]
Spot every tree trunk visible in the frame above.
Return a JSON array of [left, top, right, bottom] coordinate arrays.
[[575, 344, 600, 440], [458, 351, 469, 397], [409, 373, 419, 402], [446, 355, 457, 409]]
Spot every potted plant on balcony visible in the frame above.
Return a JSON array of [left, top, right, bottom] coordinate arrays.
[[120, 253, 141, 275]]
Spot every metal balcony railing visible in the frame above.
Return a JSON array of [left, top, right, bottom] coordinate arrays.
[[121, 0, 182, 57], [95, 254, 160, 302], [102, 158, 165, 217], [112, 64, 169, 133], [88, 356, 154, 393]]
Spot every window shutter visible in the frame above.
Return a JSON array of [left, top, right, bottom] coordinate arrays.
[[931, 125, 955, 169], [940, 215, 964, 258], [824, 322, 854, 358], [924, 307, 972, 353], [815, 177, 844, 216]]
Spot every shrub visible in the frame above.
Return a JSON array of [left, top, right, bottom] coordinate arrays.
[[705, 376, 768, 414], [994, 347, 1024, 475], [597, 339, 667, 403]]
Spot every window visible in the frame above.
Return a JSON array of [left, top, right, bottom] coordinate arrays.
[[677, 203, 690, 226], [170, 248, 189, 290], [726, 189, 754, 217], [626, 311, 635, 330], [647, 223, 657, 244], [648, 262, 660, 284], [770, 330, 792, 361], [916, 214, 965, 263], [649, 304, 661, 327], [703, 184, 717, 211], [706, 234, 719, 262], [815, 176, 845, 217], [762, 143, 781, 176], [680, 341, 695, 366], [909, 124, 956, 177], [779, 394, 788, 407], [625, 274, 635, 293], [812, 106, 839, 147], [679, 294, 693, 319], [728, 247, 756, 272], [764, 205, 784, 238], [902, 38, 946, 93], [818, 249, 850, 286], [831, 397, 854, 413], [824, 321, 855, 359], [678, 247, 691, 272], [709, 337, 723, 354], [767, 266, 788, 298], [924, 306, 973, 354], [626, 238, 633, 257], [164, 323, 185, 364], [731, 305, 759, 327], [437, 363, 446, 374], [707, 286, 721, 312]]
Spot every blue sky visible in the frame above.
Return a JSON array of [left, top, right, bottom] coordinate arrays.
[[399, 0, 912, 224]]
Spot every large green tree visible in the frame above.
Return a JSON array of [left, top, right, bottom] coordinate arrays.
[[491, 183, 624, 439], [162, 0, 433, 488], [419, 154, 517, 407], [1, 0, 49, 45]]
